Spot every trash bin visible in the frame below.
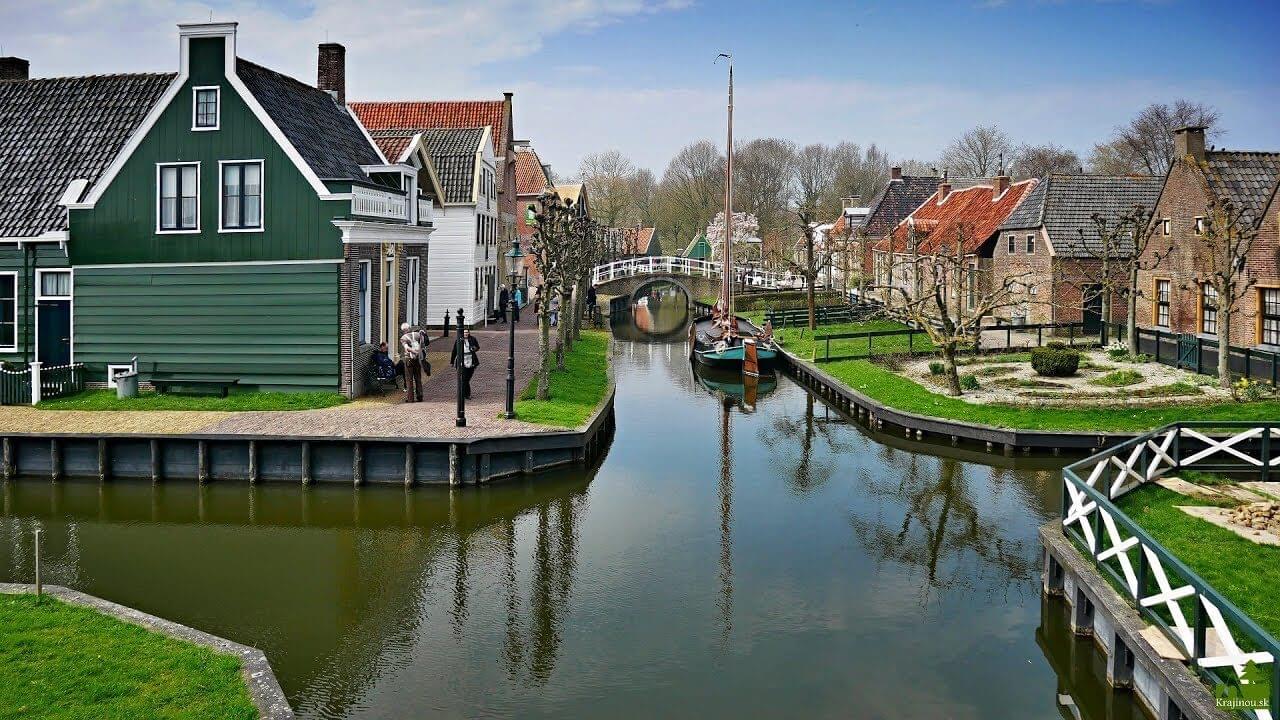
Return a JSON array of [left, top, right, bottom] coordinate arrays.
[[116, 371, 139, 399]]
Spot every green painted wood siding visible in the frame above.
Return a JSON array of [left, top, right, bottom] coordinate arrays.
[[0, 246, 71, 365], [74, 263, 339, 390], [68, 37, 346, 266]]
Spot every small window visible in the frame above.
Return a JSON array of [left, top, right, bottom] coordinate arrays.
[[221, 161, 263, 231], [1201, 283, 1218, 335], [1026, 234, 1035, 254], [1161, 218, 1171, 236], [1155, 279, 1171, 327], [358, 261, 371, 344], [1194, 217, 1205, 236], [192, 86, 219, 130], [1262, 288, 1280, 346], [39, 271, 72, 298], [1007, 235, 1016, 254], [0, 273, 15, 350], [158, 163, 198, 232], [1029, 284, 1039, 296]]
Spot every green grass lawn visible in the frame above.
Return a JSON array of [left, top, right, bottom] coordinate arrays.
[[514, 330, 611, 428], [810, 357, 1280, 432], [39, 389, 347, 412], [0, 593, 257, 720], [770, 319, 935, 361], [1115, 484, 1280, 640]]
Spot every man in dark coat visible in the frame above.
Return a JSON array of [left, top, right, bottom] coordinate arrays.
[[450, 328, 480, 399], [497, 284, 509, 323]]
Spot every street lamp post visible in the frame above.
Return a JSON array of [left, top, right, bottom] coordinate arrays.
[[504, 239, 526, 419], [454, 307, 466, 427]]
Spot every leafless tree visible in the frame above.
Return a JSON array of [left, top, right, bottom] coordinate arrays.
[[1185, 195, 1261, 388], [880, 225, 1031, 396], [1010, 143, 1081, 179], [793, 144, 837, 218], [733, 137, 797, 238], [939, 125, 1012, 177], [654, 140, 724, 254], [1060, 205, 1166, 355], [771, 208, 838, 331], [528, 192, 577, 397], [1091, 100, 1221, 176], [625, 168, 657, 226], [578, 150, 639, 227], [831, 142, 892, 208]]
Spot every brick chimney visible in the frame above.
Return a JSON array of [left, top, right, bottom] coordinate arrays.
[[317, 43, 345, 105], [1174, 125, 1207, 163], [937, 180, 952, 203], [0, 57, 29, 81], [992, 174, 1010, 199], [890, 166, 902, 181]]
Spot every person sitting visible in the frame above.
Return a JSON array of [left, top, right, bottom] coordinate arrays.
[[372, 342, 397, 379]]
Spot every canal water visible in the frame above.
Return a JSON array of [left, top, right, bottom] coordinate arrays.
[[1, 301, 1147, 719]]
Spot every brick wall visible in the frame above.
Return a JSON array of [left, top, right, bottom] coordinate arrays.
[[991, 227, 1054, 324], [339, 244, 382, 398], [1138, 159, 1280, 348]]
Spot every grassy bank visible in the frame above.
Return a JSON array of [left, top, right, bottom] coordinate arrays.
[[0, 593, 256, 719], [515, 330, 611, 428], [771, 319, 934, 360], [1115, 485, 1280, 639], [39, 389, 347, 412]]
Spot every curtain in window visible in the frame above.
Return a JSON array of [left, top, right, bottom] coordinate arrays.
[[40, 272, 71, 298]]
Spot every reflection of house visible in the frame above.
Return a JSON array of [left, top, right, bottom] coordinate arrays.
[[874, 175, 1039, 316], [1, 25, 434, 397], [1135, 126, 1280, 348], [994, 174, 1161, 329]]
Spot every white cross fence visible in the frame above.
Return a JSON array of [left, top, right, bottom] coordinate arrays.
[[591, 256, 796, 290], [1062, 422, 1280, 718]]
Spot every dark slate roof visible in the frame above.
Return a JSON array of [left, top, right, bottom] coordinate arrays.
[[861, 175, 940, 238], [998, 174, 1164, 257], [0, 72, 173, 237], [410, 128, 484, 204], [1204, 151, 1280, 225], [236, 59, 382, 182]]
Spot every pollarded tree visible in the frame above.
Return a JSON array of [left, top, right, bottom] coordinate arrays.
[[771, 208, 838, 331], [1186, 195, 1261, 388], [881, 224, 1032, 396], [528, 192, 576, 398]]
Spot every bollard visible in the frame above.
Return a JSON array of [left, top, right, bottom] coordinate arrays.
[[442, 310, 452, 338]]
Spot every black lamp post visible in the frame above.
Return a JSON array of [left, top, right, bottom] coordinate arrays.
[[504, 239, 525, 419], [454, 307, 466, 427]]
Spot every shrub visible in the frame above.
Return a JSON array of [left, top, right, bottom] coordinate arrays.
[[1105, 341, 1129, 360], [959, 374, 980, 391], [1233, 378, 1274, 403], [928, 361, 945, 376], [1031, 345, 1080, 377], [1090, 369, 1144, 387]]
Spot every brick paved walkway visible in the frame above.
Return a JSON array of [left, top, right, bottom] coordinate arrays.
[[1, 320, 584, 440]]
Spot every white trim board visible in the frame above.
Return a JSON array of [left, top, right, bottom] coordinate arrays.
[[216, 159, 266, 234], [34, 268, 74, 365], [191, 85, 221, 131], [74, 259, 342, 269], [155, 161, 201, 235]]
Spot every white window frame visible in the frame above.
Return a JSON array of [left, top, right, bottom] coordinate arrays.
[[35, 269, 74, 365], [1026, 234, 1035, 254], [106, 364, 133, 389], [1194, 216, 1205, 236], [0, 271, 16, 352], [358, 260, 372, 345], [383, 248, 395, 346], [405, 256, 420, 325], [217, 159, 265, 233], [1161, 218, 1171, 236], [156, 162, 200, 234], [191, 85, 220, 131]]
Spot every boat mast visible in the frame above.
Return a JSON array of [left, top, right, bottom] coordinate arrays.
[[718, 53, 734, 332]]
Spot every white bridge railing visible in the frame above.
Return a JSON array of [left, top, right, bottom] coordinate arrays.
[[592, 256, 796, 289]]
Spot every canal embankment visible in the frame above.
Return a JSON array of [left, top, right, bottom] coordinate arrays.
[[0, 583, 292, 719]]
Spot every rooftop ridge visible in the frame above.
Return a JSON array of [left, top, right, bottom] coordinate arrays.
[[0, 71, 175, 83]]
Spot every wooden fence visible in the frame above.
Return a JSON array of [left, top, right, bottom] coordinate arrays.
[[812, 322, 1087, 363], [1105, 323, 1280, 385]]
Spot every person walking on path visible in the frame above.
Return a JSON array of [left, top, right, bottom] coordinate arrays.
[[513, 286, 523, 324], [586, 285, 598, 321], [399, 323, 424, 403], [415, 326, 432, 377], [450, 328, 480, 400], [550, 294, 561, 327], [497, 284, 509, 323]]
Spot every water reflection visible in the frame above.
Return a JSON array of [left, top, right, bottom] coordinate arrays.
[[0, 312, 1136, 719], [1037, 595, 1149, 720]]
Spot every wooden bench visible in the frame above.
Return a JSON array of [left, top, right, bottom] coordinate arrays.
[[141, 363, 240, 398]]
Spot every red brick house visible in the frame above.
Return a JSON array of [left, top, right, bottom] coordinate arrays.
[[514, 141, 552, 284], [859, 167, 941, 289], [993, 174, 1162, 330], [1136, 127, 1280, 349]]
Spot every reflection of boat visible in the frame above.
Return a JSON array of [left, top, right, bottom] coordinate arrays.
[[635, 296, 649, 307], [688, 55, 778, 374], [694, 365, 776, 412]]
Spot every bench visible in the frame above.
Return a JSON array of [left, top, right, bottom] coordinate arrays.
[[140, 363, 240, 398]]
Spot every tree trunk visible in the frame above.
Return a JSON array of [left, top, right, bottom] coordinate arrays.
[[537, 307, 551, 400], [1218, 299, 1231, 389], [556, 289, 568, 370], [806, 277, 816, 331], [1127, 265, 1140, 355], [942, 342, 962, 396]]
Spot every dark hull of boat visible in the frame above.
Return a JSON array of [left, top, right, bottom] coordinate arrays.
[[689, 315, 779, 370]]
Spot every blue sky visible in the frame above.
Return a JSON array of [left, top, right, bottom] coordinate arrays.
[[4, 1, 1278, 176]]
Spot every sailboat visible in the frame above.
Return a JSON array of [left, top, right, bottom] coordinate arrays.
[[689, 54, 778, 374]]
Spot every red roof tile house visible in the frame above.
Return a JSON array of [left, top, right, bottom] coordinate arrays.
[[1136, 126, 1280, 352], [874, 175, 1038, 317], [514, 142, 552, 284]]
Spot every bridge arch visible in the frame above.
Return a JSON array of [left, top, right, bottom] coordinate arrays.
[[630, 277, 695, 307]]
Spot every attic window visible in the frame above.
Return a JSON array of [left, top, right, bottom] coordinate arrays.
[[1161, 218, 1171, 236], [193, 87, 220, 130], [1194, 216, 1205, 236]]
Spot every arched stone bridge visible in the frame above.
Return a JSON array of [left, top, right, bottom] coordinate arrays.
[[592, 256, 789, 304]]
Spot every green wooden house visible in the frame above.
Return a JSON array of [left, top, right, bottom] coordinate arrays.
[[0, 22, 435, 397]]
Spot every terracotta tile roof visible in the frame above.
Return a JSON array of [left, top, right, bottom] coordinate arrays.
[[515, 147, 550, 196], [882, 179, 1039, 255], [374, 135, 414, 163], [350, 100, 507, 157]]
